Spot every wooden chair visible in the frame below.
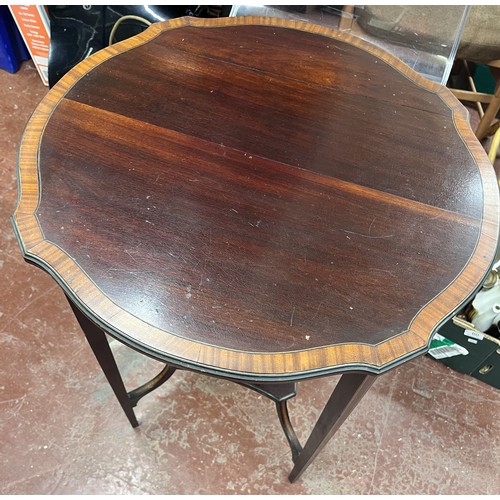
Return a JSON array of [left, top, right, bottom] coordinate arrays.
[[452, 63, 500, 163]]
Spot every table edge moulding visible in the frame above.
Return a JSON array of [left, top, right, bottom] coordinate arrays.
[[11, 16, 500, 382]]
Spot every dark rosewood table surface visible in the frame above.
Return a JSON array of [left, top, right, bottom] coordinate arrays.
[[12, 17, 499, 381]]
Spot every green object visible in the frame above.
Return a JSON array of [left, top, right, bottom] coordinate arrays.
[[473, 64, 496, 94], [430, 332, 457, 350]]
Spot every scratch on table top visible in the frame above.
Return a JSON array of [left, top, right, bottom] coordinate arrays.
[[371, 268, 397, 278], [341, 229, 394, 239], [368, 217, 376, 236], [124, 249, 139, 263], [312, 299, 326, 320], [289, 306, 296, 327]]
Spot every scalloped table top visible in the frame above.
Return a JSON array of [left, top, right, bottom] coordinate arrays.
[[12, 16, 499, 381]]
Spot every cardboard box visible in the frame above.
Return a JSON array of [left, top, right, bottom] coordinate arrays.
[[8, 5, 50, 85], [428, 319, 500, 389]]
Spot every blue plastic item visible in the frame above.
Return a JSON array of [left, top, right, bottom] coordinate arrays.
[[0, 6, 30, 73]]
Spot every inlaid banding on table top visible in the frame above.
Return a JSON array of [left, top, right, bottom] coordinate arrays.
[[12, 16, 499, 379]]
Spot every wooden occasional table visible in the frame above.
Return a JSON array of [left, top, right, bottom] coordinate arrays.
[[12, 17, 499, 482]]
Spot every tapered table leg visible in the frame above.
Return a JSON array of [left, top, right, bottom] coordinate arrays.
[[288, 372, 376, 483], [67, 298, 139, 428]]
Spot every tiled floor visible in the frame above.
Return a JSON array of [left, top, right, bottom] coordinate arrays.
[[1, 61, 499, 495]]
